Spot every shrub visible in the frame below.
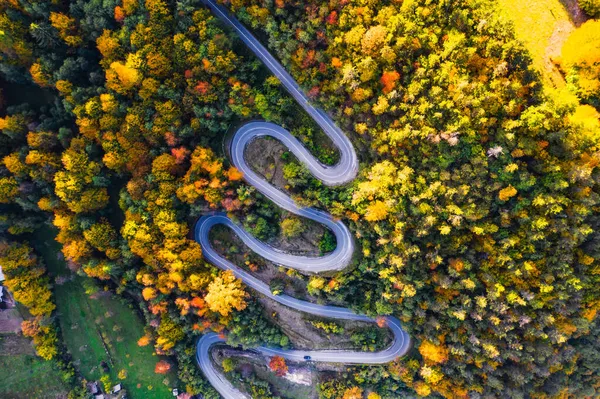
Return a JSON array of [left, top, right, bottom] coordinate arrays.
[[579, 0, 600, 17]]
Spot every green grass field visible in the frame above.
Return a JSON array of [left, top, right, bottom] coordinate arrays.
[[496, 0, 575, 87], [0, 334, 70, 399], [0, 353, 71, 398], [33, 226, 178, 399]]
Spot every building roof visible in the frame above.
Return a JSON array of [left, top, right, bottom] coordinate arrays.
[[87, 381, 99, 394], [0, 265, 5, 282]]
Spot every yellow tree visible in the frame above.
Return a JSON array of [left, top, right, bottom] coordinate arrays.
[[29, 63, 50, 87], [204, 270, 247, 316], [49, 12, 82, 46], [54, 138, 109, 213], [364, 200, 389, 222], [560, 20, 600, 104], [83, 220, 120, 258], [362, 25, 388, 55], [96, 30, 121, 66], [106, 61, 141, 94], [342, 386, 364, 399], [418, 340, 449, 364], [0, 177, 18, 203]]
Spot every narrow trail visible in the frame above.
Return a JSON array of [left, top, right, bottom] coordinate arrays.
[[195, 1, 411, 397]]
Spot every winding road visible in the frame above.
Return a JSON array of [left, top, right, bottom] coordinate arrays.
[[196, 1, 411, 398]]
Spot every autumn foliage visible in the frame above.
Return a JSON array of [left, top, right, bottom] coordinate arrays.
[[137, 335, 151, 347], [380, 70, 400, 94], [0, 241, 55, 317], [154, 360, 171, 374], [559, 20, 600, 106], [1, 0, 599, 397], [342, 386, 363, 399], [204, 270, 247, 317], [268, 355, 288, 377], [418, 340, 449, 365]]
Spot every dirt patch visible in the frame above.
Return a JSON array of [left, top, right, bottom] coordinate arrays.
[[544, 0, 590, 88], [258, 298, 392, 352], [89, 290, 112, 300], [212, 346, 319, 399], [215, 346, 260, 363], [0, 334, 35, 356], [246, 137, 290, 193], [559, 0, 589, 26], [545, 20, 575, 85], [55, 274, 74, 285], [0, 309, 23, 334], [546, 0, 589, 63]]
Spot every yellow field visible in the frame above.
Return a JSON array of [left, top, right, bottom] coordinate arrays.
[[496, 0, 576, 87]]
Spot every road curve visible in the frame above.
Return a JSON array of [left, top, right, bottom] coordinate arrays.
[[196, 1, 411, 398]]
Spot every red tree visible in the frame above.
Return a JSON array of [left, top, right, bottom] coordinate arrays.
[[171, 146, 190, 164], [326, 11, 338, 25], [381, 70, 400, 93], [195, 81, 210, 95], [155, 360, 171, 374], [269, 355, 288, 377]]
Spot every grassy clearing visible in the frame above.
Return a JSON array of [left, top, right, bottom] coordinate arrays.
[[496, 0, 575, 87], [33, 225, 178, 399], [0, 353, 70, 398], [0, 334, 69, 399]]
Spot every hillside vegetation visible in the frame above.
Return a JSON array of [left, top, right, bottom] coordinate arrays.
[[0, 0, 599, 398]]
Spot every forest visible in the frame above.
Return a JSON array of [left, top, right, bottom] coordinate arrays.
[[0, 0, 599, 398]]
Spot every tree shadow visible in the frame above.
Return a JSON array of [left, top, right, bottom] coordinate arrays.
[[558, 0, 589, 26]]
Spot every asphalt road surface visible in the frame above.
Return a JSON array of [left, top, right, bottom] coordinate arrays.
[[196, 1, 411, 398]]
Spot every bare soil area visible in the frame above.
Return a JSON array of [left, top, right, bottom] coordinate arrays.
[[0, 309, 23, 334], [259, 298, 392, 352], [559, 0, 589, 26], [246, 136, 291, 193], [0, 333, 35, 356], [212, 346, 319, 399]]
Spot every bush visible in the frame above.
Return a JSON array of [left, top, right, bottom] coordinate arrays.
[[269, 279, 285, 295], [280, 217, 305, 238], [222, 358, 236, 373], [318, 230, 336, 253], [579, 0, 600, 17]]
